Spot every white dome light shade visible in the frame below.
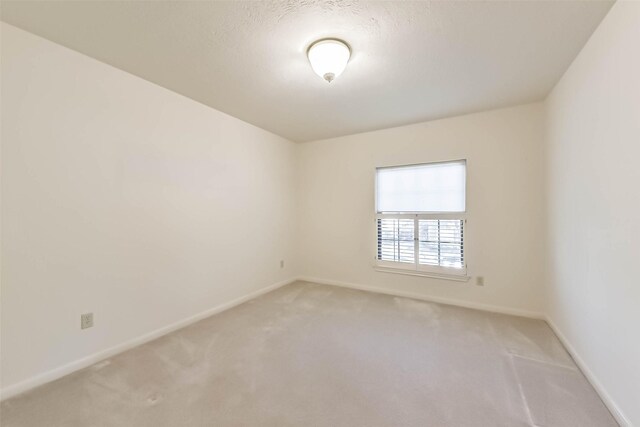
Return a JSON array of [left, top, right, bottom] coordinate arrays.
[[307, 39, 351, 83]]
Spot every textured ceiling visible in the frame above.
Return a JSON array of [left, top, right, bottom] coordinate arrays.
[[1, 1, 614, 142]]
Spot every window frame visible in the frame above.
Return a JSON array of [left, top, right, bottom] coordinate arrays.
[[374, 160, 468, 280]]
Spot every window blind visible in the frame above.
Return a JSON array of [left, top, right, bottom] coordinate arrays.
[[376, 161, 466, 213], [418, 219, 464, 269], [377, 218, 415, 263]]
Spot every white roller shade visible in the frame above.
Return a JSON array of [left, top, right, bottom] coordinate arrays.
[[376, 161, 466, 213]]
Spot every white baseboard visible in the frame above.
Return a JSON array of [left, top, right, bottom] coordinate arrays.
[[0, 277, 297, 401], [298, 276, 545, 319], [545, 316, 631, 427]]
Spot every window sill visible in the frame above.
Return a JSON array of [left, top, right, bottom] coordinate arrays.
[[374, 267, 471, 282]]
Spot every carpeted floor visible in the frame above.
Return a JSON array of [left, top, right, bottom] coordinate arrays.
[[0, 281, 617, 426]]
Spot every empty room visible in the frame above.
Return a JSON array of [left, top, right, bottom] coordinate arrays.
[[1, 0, 638, 426]]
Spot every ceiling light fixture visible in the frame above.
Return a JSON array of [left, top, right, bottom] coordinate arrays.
[[307, 39, 351, 83]]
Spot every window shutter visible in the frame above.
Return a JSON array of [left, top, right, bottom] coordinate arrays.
[[418, 219, 464, 269], [377, 218, 415, 264]]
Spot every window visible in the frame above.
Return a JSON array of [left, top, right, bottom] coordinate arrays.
[[375, 160, 467, 277]]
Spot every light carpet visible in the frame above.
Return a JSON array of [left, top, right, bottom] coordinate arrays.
[[0, 281, 617, 426]]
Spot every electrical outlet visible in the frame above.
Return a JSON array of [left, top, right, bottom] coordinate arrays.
[[81, 313, 94, 329], [280, 260, 285, 269], [476, 276, 485, 287]]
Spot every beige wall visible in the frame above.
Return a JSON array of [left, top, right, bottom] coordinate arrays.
[[1, 23, 298, 395], [544, 1, 640, 425], [297, 103, 547, 316], [2, 2, 639, 423]]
